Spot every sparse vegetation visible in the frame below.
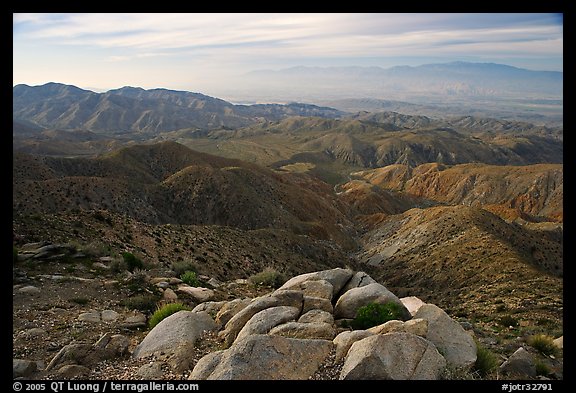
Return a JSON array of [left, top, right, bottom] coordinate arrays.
[[351, 302, 405, 330], [148, 303, 190, 329], [171, 260, 197, 276], [535, 360, 551, 376], [121, 294, 159, 313], [70, 297, 90, 305], [498, 315, 519, 328], [249, 267, 287, 289], [528, 334, 558, 356], [473, 341, 500, 377]]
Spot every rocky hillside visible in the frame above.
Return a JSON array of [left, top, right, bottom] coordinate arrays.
[[351, 162, 563, 222], [357, 205, 562, 328], [13, 141, 357, 248]]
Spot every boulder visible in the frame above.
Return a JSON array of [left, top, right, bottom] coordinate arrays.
[[13, 359, 38, 378], [298, 309, 334, 325], [400, 296, 426, 316], [499, 347, 536, 378], [177, 285, 214, 303], [52, 364, 91, 379], [553, 336, 563, 350], [269, 321, 336, 340], [18, 285, 41, 295], [340, 332, 446, 380], [132, 311, 217, 372], [136, 362, 165, 379], [334, 283, 411, 320], [78, 311, 101, 323], [214, 298, 252, 327], [333, 330, 374, 362], [121, 311, 147, 329], [188, 351, 225, 380], [101, 310, 120, 322], [192, 301, 227, 315], [414, 304, 477, 368], [193, 334, 333, 380], [302, 296, 333, 314], [162, 288, 178, 302], [235, 306, 300, 343], [339, 271, 377, 294], [367, 318, 428, 337], [219, 291, 303, 346], [278, 268, 354, 297]]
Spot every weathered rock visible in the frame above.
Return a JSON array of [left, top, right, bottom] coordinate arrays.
[[194, 334, 333, 380], [334, 283, 411, 320], [78, 311, 101, 323], [188, 351, 225, 380], [367, 318, 428, 337], [21, 328, 47, 337], [101, 310, 120, 322], [45, 343, 92, 371], [235, 306, 300, 343], [401, 296, 426, 316], [121, 311, 147, 329], [156, 281, 170, 289], [282, 279, 334, 300], [340, 332, 446, 380], [13, 359, 38, 378], [278, 268, 354, 297], [53, 364, 91, 379], [553, 336, 563, 350], [414, 304, 477, 368], [18, 285, 41, 295], [133, 311, 217, 372], [339, 271, 377, 294], [302, 296, 333, 314], [368, 320, 404, 334], [192, 301, 227, 315], [219, 291, 303, 346], [298, 309, 334, 325], [333, 330, 375, 362], [215, 298, 252, 327], [162, 288, 178, 302], [177, 285, 215, 303], [136, 362, 165, 379], [499, 347, 536, 378], [269, 321, 336, 340]]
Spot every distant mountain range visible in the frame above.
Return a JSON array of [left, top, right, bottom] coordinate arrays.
[[246, 62, 562, 99], [13, 83, 343, 135]]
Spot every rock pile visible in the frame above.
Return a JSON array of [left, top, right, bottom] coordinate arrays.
[[136, 268, 478, 380]]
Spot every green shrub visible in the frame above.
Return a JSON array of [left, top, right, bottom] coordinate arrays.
[[351, 302, 405, 330], [473, 342, 500, 377], [249, 268, 287, 289], [122, 252, 143, 272], [528, 334, 558, 356], [148, 303, 190, 329], [121, 294, 159, 313], [180, 270, 200, 287]]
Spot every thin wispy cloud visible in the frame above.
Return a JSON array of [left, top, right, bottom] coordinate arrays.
[[13, 13, 563, 91]]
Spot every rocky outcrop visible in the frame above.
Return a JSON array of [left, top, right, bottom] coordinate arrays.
[[340, 332, 446, 380], [132, 311, 217, 372], [189, 334, 333, 380], [414, 304, 477, 369], [183, 268, 480, 380]]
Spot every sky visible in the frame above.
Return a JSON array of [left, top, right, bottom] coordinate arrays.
[[13, 13, 563, 96]]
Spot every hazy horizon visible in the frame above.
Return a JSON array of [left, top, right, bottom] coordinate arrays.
[[14, 13, 563, 99]]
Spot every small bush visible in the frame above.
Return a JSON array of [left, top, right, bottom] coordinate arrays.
[[148, 303, 190, 329], [249, 268, 287, 289], [121, 294, 159, 313], [122, 252, 143, 272], [535, 360, 551, 376], [171, 260, 197, 276], [473, 342, 500, 377], [181, 271, 200, 287], [498, 315, 519, 327], [351, 302, 405, 330], [528, 334, 558, 356]]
